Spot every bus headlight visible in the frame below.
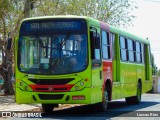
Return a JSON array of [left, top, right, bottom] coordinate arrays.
[[75, 86, 79, 90], [20, 82, 23, 86], [80, 81, 84, 86], [70, 80, 85, 91], [19, 81, 32, 91], [25, 86, 29, 90]]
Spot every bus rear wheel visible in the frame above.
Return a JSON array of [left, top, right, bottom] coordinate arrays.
[[125, 82, 142, 104], [134, 82, 142, 104], [42, 104, 58, 113]]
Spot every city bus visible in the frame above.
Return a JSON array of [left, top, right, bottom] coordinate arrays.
[[14, 15, 152, 112]]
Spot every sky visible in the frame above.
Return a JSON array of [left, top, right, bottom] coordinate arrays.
[[127, 0, 160, 69]]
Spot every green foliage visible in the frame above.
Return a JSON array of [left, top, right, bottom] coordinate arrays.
[[0, 0, 24, 40], [0, 0, 137, 40], [151, 53, 158, 75], [157, 69, 160, 76], [31, 0, 137, 28]]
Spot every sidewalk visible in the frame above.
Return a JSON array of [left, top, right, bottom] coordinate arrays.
[[0, 93, 41, 111], [0, 92, 81, 112]]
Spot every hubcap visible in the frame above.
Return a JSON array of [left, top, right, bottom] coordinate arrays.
[[104, 91, 108, 104]]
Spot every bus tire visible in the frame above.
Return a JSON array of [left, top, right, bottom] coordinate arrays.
[[133, 82, 142, 104], [125, 97, 132, 104], [42, 104, 56, 113], [97, 87, 108, 112], [125, 82, 142, 105]]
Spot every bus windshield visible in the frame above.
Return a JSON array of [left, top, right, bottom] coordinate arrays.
[[18, 19, 88, 75]]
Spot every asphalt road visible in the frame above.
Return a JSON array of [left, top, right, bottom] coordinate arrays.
[[4, 93, 160, 120]]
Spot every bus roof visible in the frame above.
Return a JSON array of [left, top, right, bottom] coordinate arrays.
[[21, 15, 89, 22], [22, 15, 150, 44]]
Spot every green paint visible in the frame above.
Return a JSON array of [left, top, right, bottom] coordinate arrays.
[[15, 16, 152, 106]]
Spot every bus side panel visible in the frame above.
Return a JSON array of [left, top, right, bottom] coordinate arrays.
[[111, 33, 121, 100], [103, 60, 112, 84], [89, 19, 103, 104], [143, 73, 152, 91], [141, 44, 152, 93], [91, 68, 103, 104], [136, 64, 145, 91], [112, 59, 117, 100], [120, 62, 137, 98]]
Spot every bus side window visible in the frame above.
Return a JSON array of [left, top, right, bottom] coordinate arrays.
[[102, 31, 110, 59], [127, 39, 134, 62], [120, 36, 128, 61], [141, 43, 144, 63], [136, 42, 142, 63], [90, 31, 100, 60], [90, 31, 101, 68]]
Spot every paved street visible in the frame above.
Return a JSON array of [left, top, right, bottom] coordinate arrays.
[[0, 93, 160, 119], [0, 95, 41, 111]]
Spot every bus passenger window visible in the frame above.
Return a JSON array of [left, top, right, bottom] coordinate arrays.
[[102, 31, 110, 59], [141, 43, 144, 63], [111, 33, 116, 60], [120, 36, 127, 61], [127, 39, 134, 62], [136, 42, 142, 63]]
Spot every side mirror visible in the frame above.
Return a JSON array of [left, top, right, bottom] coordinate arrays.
[[7, 38, 12, 50]]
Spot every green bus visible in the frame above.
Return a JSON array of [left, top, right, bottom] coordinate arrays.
[[14, 16, 152, 112]]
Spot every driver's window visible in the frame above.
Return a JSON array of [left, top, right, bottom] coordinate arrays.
[[90, 31, 101, 60], [90, 30, 101, 68]]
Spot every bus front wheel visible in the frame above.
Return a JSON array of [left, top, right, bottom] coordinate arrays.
[[97, 87, 108, 112], [42, 104, 58, 113]]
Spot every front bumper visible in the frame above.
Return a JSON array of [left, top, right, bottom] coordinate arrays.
[[16, 87, 91, 104]]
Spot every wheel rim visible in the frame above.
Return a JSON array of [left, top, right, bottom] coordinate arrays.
[[103, 90, 108, 110]]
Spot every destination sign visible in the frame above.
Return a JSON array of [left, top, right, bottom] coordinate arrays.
[[24, 21, 82, 31]]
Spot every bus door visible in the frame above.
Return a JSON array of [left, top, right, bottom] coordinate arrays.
[[90, 28, 103, 103]]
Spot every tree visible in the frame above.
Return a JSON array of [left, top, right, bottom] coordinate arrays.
[[157, 69, 160, 76], [151, 53, 158, 75], [31, 0, 137, 28], [0, 0, 25, 95], [0, 0, 14, 94]]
